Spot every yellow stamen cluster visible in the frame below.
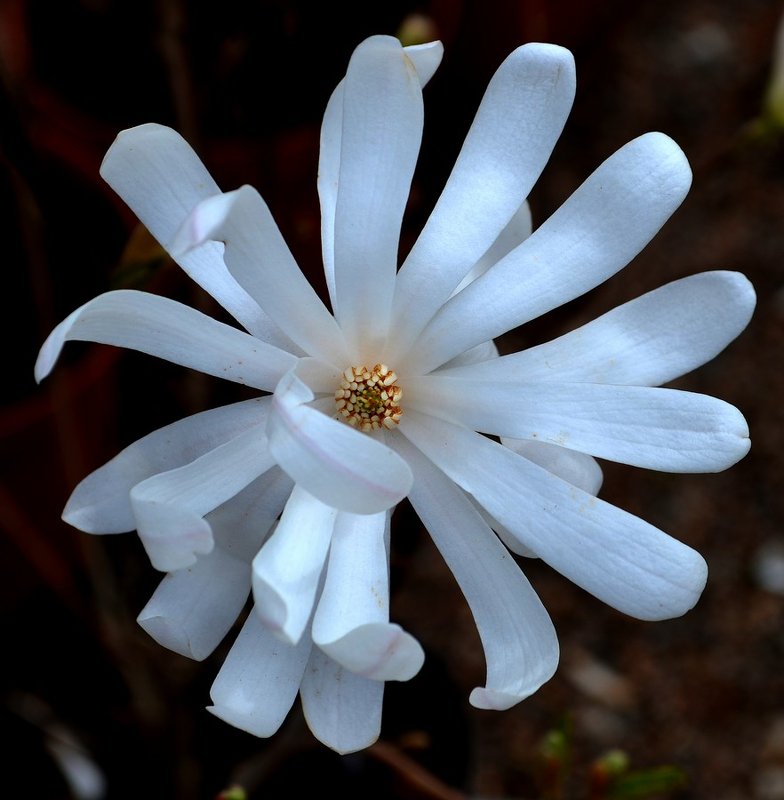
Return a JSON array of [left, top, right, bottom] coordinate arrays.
[[335, 364, 403, 432]]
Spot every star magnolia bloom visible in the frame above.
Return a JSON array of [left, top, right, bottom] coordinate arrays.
[[37, 36, 754, 753]]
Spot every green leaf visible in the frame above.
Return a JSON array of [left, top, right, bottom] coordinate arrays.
[[607, 765, 687, 799]]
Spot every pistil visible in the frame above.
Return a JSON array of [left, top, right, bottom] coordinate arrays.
[[335, 364, 403, 432]]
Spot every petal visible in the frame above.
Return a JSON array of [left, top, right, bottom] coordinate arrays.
[[208, 466, 294, 561], [100, 123, 292, 346], [400, 409, 708, 621], [251, 485, 337, 645], [402, 40, 445, 85], [137, 546, 250, 661], [406, 378, 750, 472], [293, 357, 344, 395], [208, 608, 312, 738], [131, 425, 276, 571], [388, 44, 576, 364], [267, 369, 413, 514], [62, 398, 269, 534], [35, 290, 296, 390], [502, 439, 603, 497], [438, 339, 499, 371], [137, 466, 292, 660], [319, 41, 443, 309], [300, 647, 383, 754], [468, 495, 538, 559], [392, 435, 559, 709], [405, 132, 693, 374], [439, 271, 757, 386], [312, 511, 424, 681], [451, 200, 533, 296], [331, 36, 424, 359], [171, 186, 349, 367]]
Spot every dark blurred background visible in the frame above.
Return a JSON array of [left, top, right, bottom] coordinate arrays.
[[2, 0, 783, 797]]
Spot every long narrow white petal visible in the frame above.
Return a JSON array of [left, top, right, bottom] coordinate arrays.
[[319, 42, 443, 309], [208, 609, 312, 737], [171, 186, 349, 367], [136, 466, 293, 660], [267, 369, 413, 514], [131, 425, 276, 571], [100, 123, 293, 346], [388, 44, 576, 363], [332, 36, 424, 359], [400, 410, 708, 621], [252, 486, 337, 645], [407, 378, 750, 472], [312, 512, 424, 681], [300, 647, 383, 754], [439, 271, 756, 386], [137, 547, 250, 661], [392, 436, 558, 709], [35, 290, 296, 390], [405, 133, 693, 374], [62, 399, 269, 534]]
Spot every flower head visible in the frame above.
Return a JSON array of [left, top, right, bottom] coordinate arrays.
[[36, 35, 754, 753]]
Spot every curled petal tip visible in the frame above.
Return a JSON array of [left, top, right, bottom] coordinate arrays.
[[34, 309, 76, 383], [132, 500, 215, 572], [469, 687, 528, 711], [317, 623, 425, 682]]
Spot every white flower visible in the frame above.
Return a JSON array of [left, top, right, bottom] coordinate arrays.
[[36, 36, 754, 753]]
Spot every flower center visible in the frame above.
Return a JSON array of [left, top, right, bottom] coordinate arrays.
[[335, 364, 403, 432]]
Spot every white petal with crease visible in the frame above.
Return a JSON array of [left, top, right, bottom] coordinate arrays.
[[138, 547, 250, 661], [318, 41, 443, 309], [35, 290, 296, 390], [252, 485, 337, 644], [393, 436, 558, 709], [400, 410, 708, 621], [313, 511, 424, 681], [406, 378, 750, 472], [332, 35, 424, 358]]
